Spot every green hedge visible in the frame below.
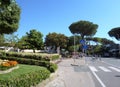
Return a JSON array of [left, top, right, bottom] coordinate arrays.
[[0, 52, 60, 61], [0, 65, 50, 87], [50, 54, 60, 60], [47, 63, 58, 72], [0, 56, 57, 73], [5, 52, 50, 61]]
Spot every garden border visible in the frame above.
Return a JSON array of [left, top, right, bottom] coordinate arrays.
[[0, 65, 19, 74]]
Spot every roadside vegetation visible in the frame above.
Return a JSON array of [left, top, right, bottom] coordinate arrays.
[[0, 64, 50, 87], [0, 51, 58, 72], [0, 51, 58, 87]]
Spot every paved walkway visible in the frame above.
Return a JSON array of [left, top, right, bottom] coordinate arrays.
[[45, 58, 95, 87]]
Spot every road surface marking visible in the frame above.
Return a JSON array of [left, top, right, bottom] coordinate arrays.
[[89, 66, 106, 87], [101, 60, 120, 70], [109, 67, 120, 72], [98, 66, 111, 72], [89, 66, 98, 72]]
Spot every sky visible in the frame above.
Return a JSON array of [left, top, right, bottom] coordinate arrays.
[[15, 0, 120, 43]]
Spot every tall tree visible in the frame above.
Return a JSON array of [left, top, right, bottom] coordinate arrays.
[[67, 35, 82, 52], [69, 20, 98, 39], [68, 35, 82, 46], [4, 33, 19, 47], [108, 27, 120, 41], [17, 35, 30, 49], [45, 32, 68, 53], [26, 29, 43, 53], [0, 0, 21, 34], [92, 37, 102, 45], [101, 38, 114, 45]]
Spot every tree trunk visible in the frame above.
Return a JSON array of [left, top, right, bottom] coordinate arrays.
[[81, 34, 84, 39], [33, 49, 35, 53]]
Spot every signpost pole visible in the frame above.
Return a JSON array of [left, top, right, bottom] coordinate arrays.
[[71, 33, 78, 66], [73, 34, 75, 63]]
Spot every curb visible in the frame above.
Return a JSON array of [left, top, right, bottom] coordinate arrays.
[[0, 65, 19, 74]]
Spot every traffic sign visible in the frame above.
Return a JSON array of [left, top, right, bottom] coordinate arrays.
[[80, 39, 85, 44], [82, 45, 88, 50]]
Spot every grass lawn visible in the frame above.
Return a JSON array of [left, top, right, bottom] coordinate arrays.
[[0, 64, 50, 87], [0, 64, 47, 79]]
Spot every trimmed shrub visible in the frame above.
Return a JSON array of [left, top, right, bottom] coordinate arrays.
[[51, 55, 60, 60], [0, 51, 6, 57], [3, 52, 60, 61], [0, 56, 49, 66], [47, 63, 58, 73]]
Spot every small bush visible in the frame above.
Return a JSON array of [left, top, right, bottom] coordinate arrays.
[[0, 51, 6, 57], [51, 55, 60, 60], [47, 63, 58, 73]]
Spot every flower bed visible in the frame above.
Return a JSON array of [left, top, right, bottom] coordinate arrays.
[[0, 59, 18, 71]]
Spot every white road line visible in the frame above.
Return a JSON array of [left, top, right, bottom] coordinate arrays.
[[101, 60, 120, 69], [98, 66, 111, 72], [89, 66, 98, 72], [109, 67, 120, 72], [89, 66, 106, 87]]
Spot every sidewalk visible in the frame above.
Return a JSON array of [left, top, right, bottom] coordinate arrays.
[[45, 58, 95, 87]]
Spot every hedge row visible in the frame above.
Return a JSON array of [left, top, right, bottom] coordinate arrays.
[[0, 65, 50, 87], [0, 56, 57, 73], [0, 52, 60, 61]]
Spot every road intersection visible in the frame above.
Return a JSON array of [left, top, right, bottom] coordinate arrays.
[[45, 57, 120, 87], [87, 57, 120, 87]]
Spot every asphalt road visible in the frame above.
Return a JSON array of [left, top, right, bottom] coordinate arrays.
[[44, 57, 120, 87], [101, 57, 120, 67], [87, 57, 120, 87]]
